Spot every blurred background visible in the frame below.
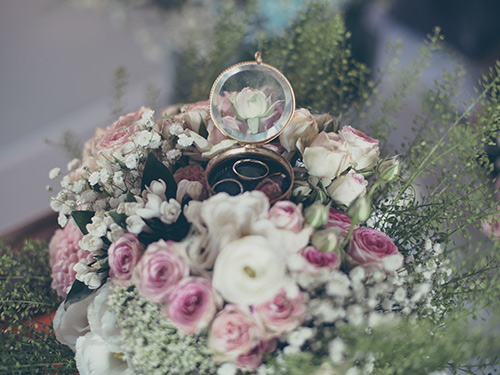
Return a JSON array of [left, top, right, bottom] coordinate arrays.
[[2, 0, 500, 238]]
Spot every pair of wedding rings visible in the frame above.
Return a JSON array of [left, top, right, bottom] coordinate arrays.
[[212, 158, 270, 195]]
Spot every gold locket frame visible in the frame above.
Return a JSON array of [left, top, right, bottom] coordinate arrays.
[[205, 52, 296, 202]]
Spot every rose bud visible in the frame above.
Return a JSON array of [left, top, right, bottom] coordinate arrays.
[[347, 195, 372, 225], [377, 156, 401, 182], [311, 228, 338, 254], [304, 203, 329, 229]]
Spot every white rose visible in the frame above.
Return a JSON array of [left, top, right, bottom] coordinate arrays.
[[279, 108, 318, 152], [302, 132, 351, 185], [231, 87, 268, 120], [212, 235, 286, 305], [327, 170, 368, 207], [75, 332, 131, 375], [339, 126, 379, 171]]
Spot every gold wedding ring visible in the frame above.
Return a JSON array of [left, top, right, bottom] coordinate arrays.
[[212, 178, 244, 196], [232, 159, 270, 181]]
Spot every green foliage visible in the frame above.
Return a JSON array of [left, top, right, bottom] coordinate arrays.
[[172, 0, 257, 103], [372, 41, 500, 252], [0, 240, 75, 374], [0, 240, 59, 321], [337, 316, 500, 375], [259, 1, 371, 114]]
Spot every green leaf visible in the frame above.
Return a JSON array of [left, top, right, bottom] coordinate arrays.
[[199, 117, 209, 139], [71, 210, 95, 235], [109, 211, 127, 229], [64, 280, 97, 310], [141, 153, 177, 200]]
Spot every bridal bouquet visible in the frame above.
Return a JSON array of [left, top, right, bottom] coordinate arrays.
[[45, 49, 500, 373], [48, 93, 406, 374], [3, 3, 500, 374]]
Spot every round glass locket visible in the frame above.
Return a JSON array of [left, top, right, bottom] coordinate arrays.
[[206, 53, 296, 202]]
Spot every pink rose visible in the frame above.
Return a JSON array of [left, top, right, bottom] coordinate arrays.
[[339, 125, 379, 171], [164, 277, 220, 334], [347, 227, 403, 272], [208, 305, 263, 363], [326, 207, 353, 244], [268, 201, 304, 233], [108, 233, 144, 287], [133, 240, 189, 303], [236, 340, 276, 371], [83, 107, 150, 159], [302, 132, 351, 183], [253, 288, 306, 338], [301, 246, 341, 272], [49, 220, 94, 298]]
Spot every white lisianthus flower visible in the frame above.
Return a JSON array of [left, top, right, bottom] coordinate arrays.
[[79, 234, 104, 254], [75, 332, 131, 375], [159, 199, 182, 224], [212, 235, 286, 305], [146, 179, 167, 199], [86, 216, 107, 238], [126, 215, 147, 234], [136, 193, 163, 219], [327, 170, 368, 207], [81, 271, 105, 289]]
